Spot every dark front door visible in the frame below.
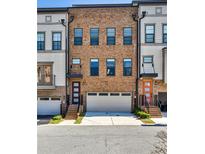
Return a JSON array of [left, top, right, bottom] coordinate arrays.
[[72, 82, 80, 104]]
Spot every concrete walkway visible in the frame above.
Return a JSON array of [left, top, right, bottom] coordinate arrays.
[[151, 112, 167, 125], [81, 112, 143, 125]]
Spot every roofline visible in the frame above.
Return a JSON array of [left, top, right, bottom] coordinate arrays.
[[71, 3, 133, 8], [37, 7, 68, 13], [132, 0, 167, 5]]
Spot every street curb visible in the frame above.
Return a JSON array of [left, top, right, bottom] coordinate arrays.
[[141, 123, 167, 126]]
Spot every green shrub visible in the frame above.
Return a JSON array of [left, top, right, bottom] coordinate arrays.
[[52, 115, 62, 120], [136, 111, 150, 119], [134, 107, 142, 115]]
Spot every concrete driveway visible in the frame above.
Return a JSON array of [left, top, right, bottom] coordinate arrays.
[[37, 115, 52, 125], [81, 112, 143, 125]]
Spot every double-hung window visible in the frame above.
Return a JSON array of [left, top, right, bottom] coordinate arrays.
[[123, 59, 132, 76], [107, 28, 116, 45], [106, 59, 115, 76], [143, 56, 153, 63], [123, 27, 132, 45], [72, 58, 81, 64], [90, 59, 99, 76], [37, 32, 45, 50], [52, 32, 61, 50], [145, 25, 155, 43], [163, 24, 167, 43], [74, 28, 83, 45], [90, 28, 99, 45]]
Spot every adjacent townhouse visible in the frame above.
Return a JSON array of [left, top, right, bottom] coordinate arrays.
[[133, 0, 167, 111], [37, 8, 68, 115], [67, 4, 138, 114]]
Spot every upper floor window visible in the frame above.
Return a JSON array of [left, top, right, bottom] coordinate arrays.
[[90, 28, 99, 45], [155, 7, 162, 15], [52, 32, 61, 50], [143, 56, 153, 63], [107, 28, 116, 45], [45, 16, 52, 22], [123, 59, 132, 76], [145, 25, 155, 43], [163, 24, 167, 43], [72, 58, 81, 64], [74, 28, 83, 45], [107, 59, 115, 76], [90, 59, 99, 76], [37, 32, 45, 50], [123, 27, 132, 45]]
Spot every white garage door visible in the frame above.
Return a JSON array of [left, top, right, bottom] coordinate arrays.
[[37, 97, 61, 115], [87, 92, 132, 112]]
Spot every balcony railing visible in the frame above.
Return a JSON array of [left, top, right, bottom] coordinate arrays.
[[139, 94, 161, 108], [37, 74, 56, 89], [67, 64, 83, 78]]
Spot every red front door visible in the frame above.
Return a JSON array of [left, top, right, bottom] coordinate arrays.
[[143, 80, 153, 105], [72, 82, 80, 104]]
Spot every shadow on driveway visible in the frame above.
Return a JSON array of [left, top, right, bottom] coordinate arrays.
[[37, 115, 52, 125]]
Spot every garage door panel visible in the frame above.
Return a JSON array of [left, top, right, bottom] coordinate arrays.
[[37, 101, 61, 115], [87, 93, 131, 112]]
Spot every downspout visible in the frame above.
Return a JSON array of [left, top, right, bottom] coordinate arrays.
[[67, 14, 74, 106], [132, 5, 146, 108], [132, 12, 139, 109], [60, 11, 74, 107]]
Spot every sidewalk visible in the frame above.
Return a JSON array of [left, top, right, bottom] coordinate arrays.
[[150, 112, 167, 126]]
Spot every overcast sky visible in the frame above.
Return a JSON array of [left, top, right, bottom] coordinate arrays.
[[38, 0, 132, 8]]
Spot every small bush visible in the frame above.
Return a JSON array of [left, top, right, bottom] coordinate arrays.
[[134, 107, 142, 115], [52, 115, 62, 120], [136, 111, 150, 119]]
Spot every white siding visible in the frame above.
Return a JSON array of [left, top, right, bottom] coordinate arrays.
[[37, 13, 66, 24], [37, 52, 65, 86], [139, 4, 167, 80], [37, 12, 66, 86], [37, 24, 66, 51], [141, 46, 163, 79]]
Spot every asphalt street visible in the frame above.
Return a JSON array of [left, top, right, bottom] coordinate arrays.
[[38, 125, 166, 154]]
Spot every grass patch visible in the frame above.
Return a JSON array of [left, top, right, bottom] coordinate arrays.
[[140, 118, 155, 124], [49, 115, 63, 124], [74, 113, 85, 124]]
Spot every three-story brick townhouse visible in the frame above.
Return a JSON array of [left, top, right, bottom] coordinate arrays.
[[66, 4, 138, 114], [37, 8, 68, 115], [133, 0, 167, 114]]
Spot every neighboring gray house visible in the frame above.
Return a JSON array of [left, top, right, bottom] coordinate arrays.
[[37, 8, 68, 115], [133, 0, 167, 111]]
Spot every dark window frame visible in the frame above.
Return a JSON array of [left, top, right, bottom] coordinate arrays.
[[106, 58, 116, 76], [74, 28, 83, 45], [143, 56, 153, 63], [37, 32, 45, 50], [90, 58, 99, 76], [72, 58, 81, 64], [123, 27, 132, 45], [90, 28, 99, 45], [145, 24, 155, 43], [52, 32, 62, 50], [123, 58, 132, 76], [106, 27, 116, 45], [162, 24, 167, 43]]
